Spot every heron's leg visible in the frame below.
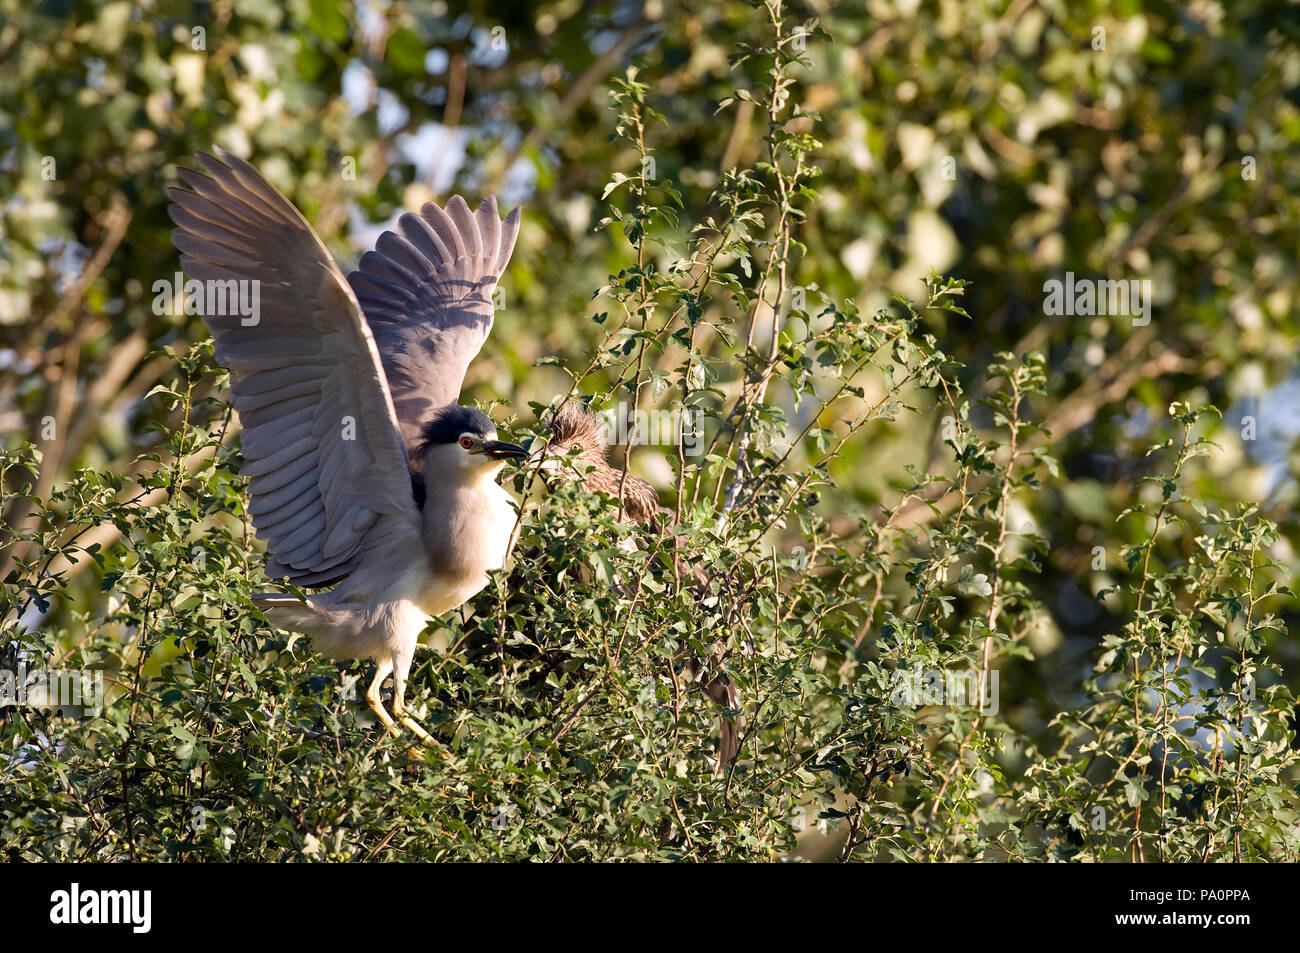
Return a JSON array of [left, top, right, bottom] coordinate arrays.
[[390, 650, 442, 751], [365, 657, 401, 738]]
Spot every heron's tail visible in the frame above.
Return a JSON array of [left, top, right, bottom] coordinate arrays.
[[252, 593, 378, 660], [251, 593, 326, 635]]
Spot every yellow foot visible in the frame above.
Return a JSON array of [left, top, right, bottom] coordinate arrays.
[[365, 697, 403, 739], [397, 713, 451, 758], [397, 713, 433, 743], [364, 662, 449, 755]]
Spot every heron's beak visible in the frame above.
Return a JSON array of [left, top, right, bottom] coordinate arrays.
[[481, 439, 528, 461]]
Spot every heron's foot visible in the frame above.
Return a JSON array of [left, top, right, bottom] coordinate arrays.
[[365, 704, 445, 759], [402, 726, 449, 760], [365, 694, 403, 738], [365, 662, 449, 756], [394, 706, 451, 758], [398, 713, 434, 744]]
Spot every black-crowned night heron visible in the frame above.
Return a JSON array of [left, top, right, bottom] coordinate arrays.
[[539, 403, 741, 767], [167, 148, 525, 746]]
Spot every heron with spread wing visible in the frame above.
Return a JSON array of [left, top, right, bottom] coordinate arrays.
[[167, 147, 524, 746]]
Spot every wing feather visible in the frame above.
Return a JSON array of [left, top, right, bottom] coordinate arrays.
[[168, 147, 422, 587], [260, 497, 325, 536], [348, 194, 521, 469]]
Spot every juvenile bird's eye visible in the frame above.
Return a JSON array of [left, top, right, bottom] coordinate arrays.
[[460, 436, 474, 449]]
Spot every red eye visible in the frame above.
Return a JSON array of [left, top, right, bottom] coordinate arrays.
[[459, 436, 474, 450]]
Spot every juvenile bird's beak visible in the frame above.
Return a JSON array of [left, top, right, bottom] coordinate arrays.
[[481, 439, 528, 460]]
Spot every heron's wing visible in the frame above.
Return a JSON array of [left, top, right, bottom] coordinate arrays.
[[347, 196, 521, 465], [167, 147, 422, 587]]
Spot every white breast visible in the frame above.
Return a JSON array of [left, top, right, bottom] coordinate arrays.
[[417, 469, 519, 618]]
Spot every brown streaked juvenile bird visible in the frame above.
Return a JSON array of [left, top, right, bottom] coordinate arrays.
[[537, 401, 741, 768], [541, 402, 662, 527]]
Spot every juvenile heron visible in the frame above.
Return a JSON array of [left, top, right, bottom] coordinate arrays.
[[539, 403, 742, 766], [167, 148, 525, 745]]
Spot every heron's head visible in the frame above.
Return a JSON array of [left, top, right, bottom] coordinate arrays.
[[534, 402, 610, 478], [419, 405, 526, 480]]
